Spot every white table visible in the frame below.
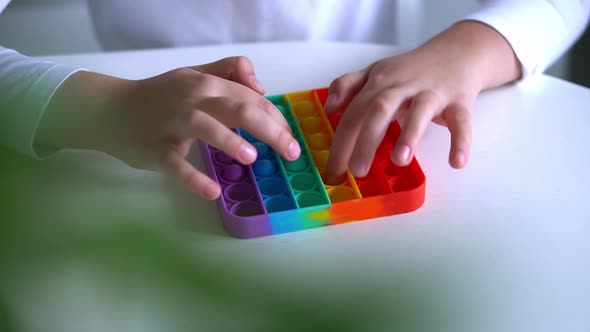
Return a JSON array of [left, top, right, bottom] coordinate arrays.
[[4, 42, 589, 331]]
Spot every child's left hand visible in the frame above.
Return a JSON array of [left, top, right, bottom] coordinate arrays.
[[323, 21, 522, 184]]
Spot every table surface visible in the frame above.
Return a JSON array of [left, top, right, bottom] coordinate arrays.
[[4, 42, 590, 331]]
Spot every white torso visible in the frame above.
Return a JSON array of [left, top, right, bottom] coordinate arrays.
[[87, 0, 400, 50]]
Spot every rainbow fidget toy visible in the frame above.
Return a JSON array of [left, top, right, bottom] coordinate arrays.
[[199, 88, 426, 238]]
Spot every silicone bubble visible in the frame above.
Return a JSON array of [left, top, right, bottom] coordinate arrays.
[[290, 173, 318, 192], [221, 164, 247, 182], [376, 142, 394, 158], [283, 157, 308, 173], [308, 133, 330, 150], [300, 117, 324, 134], [253, 159, 278, 177], [319, 170, 346, 186], [357, 180, 390, 197], [382, 161, 402, 177], [297, 191, 326, 208], [214, 151, 236, 165], [240, 130, 258, 143], [259, 177, 287, 197], [328, 186, 357, 203], [389, 177, 415, 193], [254, 142, 273, 159], [293, 101, 316, 117], [230, 202, 264, 217], [265, 196, 296, 213], [224, 183, 256, 202], [312, 150, 330, 170]]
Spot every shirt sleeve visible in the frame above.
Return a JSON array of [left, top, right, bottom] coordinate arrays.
[[0, 46, 82, 159], [464, 0, 590, 77]]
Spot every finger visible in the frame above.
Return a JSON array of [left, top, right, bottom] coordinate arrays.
[[161, 149, 221, 200], [348, 88, 408, 177], [325, 82, 383, 184], [394, 98, 413, 127], [444, 103, 472, 169], [198, 97, 300, 161], [190, 56, 265, 95], [173, 110, 258, 165], [191, 73, 291, 133], [258, 95, 292, 135], [324, 66, 372, 113], [391, 90, 444, 167], [238, 83, 291, 134]]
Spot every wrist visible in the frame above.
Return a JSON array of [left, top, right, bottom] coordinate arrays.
[[36, 71, 135, 153], [416, 20, 522, 92]]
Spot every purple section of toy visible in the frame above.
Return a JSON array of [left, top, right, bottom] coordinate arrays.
[[210, 147, 265, 216], [199, 141, 272, 238]]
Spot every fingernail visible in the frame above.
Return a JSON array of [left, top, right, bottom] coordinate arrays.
[[238, 144, 257, 163], [249, 75, 265, 94], [395, 144, 412, 164], [204, 182, 220, 200], [325, 93, 338, 111], [453, 151, 466, 168], [286, 140, 301, 160], [349, 159, 368, 177]]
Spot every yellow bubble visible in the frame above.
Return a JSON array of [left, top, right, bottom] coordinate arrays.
[[307, 133, 330, 150], [293, 101, 316, 117], [300, 117, 324, 134], [328, 186, 357, 203], [312, 150, 330, 169]]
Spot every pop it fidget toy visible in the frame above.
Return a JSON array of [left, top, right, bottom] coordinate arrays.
[[199, 88, 426, 238]]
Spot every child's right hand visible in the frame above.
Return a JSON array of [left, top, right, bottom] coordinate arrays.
[[37, 56, 301, 199]]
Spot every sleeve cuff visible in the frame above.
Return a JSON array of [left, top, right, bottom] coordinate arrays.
[[29, 66, 85, 159], [0, 48, 83, 159], [463, 0, 572, 78]]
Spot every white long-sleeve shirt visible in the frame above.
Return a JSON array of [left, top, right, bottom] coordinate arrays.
[[1, 0, 589, 158]]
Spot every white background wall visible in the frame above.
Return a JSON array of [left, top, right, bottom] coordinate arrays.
[[0, 0, 101, 55], [0, 0, 570, 79]]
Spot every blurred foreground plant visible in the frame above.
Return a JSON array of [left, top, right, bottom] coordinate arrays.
[[0, 150, 452, 332]]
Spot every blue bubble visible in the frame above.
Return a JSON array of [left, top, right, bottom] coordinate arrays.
[[254, 142, 273, 159], [259, 177, 286, 197], [265, 195, 296, 213], [240, 130, 258, 143], [253, 159, 278, 177]]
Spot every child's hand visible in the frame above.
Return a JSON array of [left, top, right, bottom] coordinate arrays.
[[38, 56, 301, 199], [323, 21, 522, 184]]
